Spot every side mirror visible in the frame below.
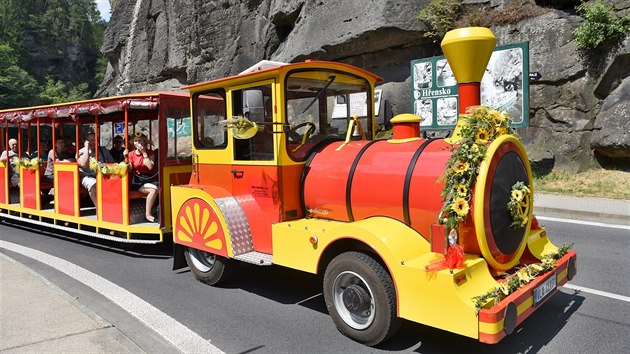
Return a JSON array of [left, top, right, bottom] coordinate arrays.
[[242, 90, 264, 123]]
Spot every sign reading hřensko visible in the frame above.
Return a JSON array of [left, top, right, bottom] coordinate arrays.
[[411, 42, 529, 129]]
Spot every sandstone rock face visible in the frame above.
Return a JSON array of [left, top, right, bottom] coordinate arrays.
[[100, 0, 630, 171]]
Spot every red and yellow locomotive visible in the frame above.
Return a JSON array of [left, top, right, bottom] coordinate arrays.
[[0, 27, 576, 346], [170, 27, 576, 345]]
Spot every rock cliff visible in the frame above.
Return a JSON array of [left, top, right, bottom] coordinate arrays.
[[98, 0, 630, 171]]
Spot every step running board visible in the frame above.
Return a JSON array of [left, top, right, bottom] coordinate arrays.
[[234, 251, 273, 266], [0, 212, 161, 244]]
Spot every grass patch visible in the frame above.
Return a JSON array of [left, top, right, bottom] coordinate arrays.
[[533, 169, 630, 199]]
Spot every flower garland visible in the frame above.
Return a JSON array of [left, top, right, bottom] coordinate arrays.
[[222, 116, 261, 139], [472, 243, 574, 313], [438, 106, 514, 229], [11, 157, 43, 173], [89, 158, 130, 177], [507, 181, 530, 229]]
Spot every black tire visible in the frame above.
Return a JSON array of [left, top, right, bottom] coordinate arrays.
[[184, 247, 234, 286], [323, 251, 400, 346]]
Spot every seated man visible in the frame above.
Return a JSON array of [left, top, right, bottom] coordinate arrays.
[[0, 138, 28, 187], [109, 135, 126, 163], [44, 136, 75, 183], [77, 132, 114, 207]]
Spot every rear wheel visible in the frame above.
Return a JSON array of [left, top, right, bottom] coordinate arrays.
[[323, 251, 399, 346], [184, 247, 234, 285]]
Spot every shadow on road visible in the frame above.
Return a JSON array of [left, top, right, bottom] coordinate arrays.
[[214, 260, 584, 352], [0, 218, 172, 259]]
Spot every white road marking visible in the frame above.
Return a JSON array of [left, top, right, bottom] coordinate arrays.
[[564, 284, 630, 303], [0, 240, 224, 354], [536, 216, 630, 230]]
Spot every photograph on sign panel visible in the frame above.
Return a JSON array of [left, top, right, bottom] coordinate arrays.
[[437, 97, 458, 126], [436, 59, 456, 87], [413, 62, 432, 89], [415, 99, 433, 126], [481, 47, 523, 123]]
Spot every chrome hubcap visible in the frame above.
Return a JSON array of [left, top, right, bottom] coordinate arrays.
[[332, 271, 375, 330], [189, 249, 216, 273]]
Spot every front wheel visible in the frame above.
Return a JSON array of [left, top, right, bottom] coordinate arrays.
[[323, 251, 399, 346], [184, 247, 234, 286]]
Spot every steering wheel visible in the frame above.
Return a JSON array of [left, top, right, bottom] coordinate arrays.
[[287, 122, 317, 142]]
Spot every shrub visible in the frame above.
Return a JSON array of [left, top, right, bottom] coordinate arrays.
[[417, 0, 463, 41], [574, 0, 630, 49], [458, 0, 550, 28]]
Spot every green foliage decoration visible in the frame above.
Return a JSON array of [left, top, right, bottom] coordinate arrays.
[[574, 0, 630, 49], [507, 181, 531, 229], [438, 106, 515, 230], [472, 243, 574, 313]]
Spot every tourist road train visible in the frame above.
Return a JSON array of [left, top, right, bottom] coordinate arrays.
[[0, 28, 577, 346]]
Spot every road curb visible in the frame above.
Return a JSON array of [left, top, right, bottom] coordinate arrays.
[[533, 207, 630, 226]]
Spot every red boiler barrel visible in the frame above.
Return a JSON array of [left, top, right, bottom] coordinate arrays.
[[302, 138, 451, 239], [302, 135, 533, 271]]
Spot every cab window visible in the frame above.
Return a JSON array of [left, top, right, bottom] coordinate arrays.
[[285, 70, 372, 161], [193, 91, 227, 150], [166, 106, 192, 161], [232, 84, 274, 161]]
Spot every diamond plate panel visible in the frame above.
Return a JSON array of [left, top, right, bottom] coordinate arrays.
[[130, 199, 159, 225], [234, 251, 273, 266], [215, 197, 254, 255], [130, 199, 146, 225]]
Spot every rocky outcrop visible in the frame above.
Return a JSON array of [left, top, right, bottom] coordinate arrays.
[[99, 0, 630, 171]]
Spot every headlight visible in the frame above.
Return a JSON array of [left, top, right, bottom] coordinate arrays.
[[448, 229, 458, 246]]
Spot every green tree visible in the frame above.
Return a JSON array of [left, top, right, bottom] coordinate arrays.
[[0, 0, 106, 107], [0, 43, 40, 109]]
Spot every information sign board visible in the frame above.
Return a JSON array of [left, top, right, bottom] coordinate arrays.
[[411, 43, 529, 129]]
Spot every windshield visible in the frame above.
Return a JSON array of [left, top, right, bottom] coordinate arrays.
[[285, 70, 372, 161]]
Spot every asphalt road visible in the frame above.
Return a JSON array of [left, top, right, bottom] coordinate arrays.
[[1, 218, 628, 353]]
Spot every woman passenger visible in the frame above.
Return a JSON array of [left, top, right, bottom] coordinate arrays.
[[126, 133, 159, 223]]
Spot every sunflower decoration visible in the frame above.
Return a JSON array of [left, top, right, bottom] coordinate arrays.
[[438, 106, 515, 230], [89, 157, 129, 177], [507, 181, 530, 229], [472, 243, 573, 313], [475, 128, 489, 144], [12, 157, 43, 173], [451, 197, 470, 218], [453, 160, 470, 174], [222, 116, 263, 139]]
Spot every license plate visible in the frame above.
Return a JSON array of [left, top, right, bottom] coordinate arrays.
[[534, 273, 557, 306]]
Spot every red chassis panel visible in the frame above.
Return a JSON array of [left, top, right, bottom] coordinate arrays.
[[20, 168, 38, 209], [100, 175, 124, 224]]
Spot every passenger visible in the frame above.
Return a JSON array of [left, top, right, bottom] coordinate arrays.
[[109, 135, 126, 163], [64, 136, 76, 156], [31, 138, 50, 158], [126, 132, 159, 223], [44, 136, 75, 183], [0, 138, 28, 187], [77, 132, 114, 207]]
